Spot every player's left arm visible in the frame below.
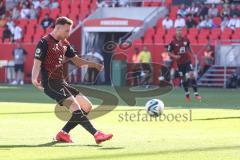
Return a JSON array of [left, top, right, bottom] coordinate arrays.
[[65, 45, 103, 71]]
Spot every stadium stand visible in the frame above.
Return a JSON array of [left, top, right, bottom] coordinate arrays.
[[0, 0, 239, 87]]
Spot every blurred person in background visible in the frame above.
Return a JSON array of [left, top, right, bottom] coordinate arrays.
[[12, 43, 27, 85]]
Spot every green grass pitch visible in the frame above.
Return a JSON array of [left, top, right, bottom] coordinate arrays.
[[0, 85, 239, 160]]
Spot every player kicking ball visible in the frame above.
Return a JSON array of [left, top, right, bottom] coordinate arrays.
[[167, 27, 202, 102], [32, 17, 113, 144]]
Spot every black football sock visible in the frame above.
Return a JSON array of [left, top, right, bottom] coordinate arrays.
[[191, 79, 199, 96], [183, 79, 190, 97], [74, 110, 97, 135], [62, 111, 80, 133]]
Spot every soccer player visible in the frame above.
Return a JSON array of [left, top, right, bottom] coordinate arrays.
[[167, 27, 202, 102], [32, 17, 113, 144]]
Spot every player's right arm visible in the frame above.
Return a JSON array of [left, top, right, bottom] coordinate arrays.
[[32, 59, 44, 91], [32, 39, 48, 92]]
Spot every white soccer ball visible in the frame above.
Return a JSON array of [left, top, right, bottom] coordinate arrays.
[[145, 99, 164, 117]]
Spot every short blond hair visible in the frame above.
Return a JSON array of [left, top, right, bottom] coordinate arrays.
[[55, 17, 73, 26]]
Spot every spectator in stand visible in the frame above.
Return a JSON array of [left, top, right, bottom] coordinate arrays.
[[197, 15, 215, 29], [6, 17, 15, 32], [21, 0, 31, 8], [5, 0, 18, 11], [41, 13, 54, 29], [186, 2, 199, 16], [162, 15, 173, 29], [118, 0, 129, 7], [32, 0, 41, 9], [138, 46, 152, 87], [131, 48, 141, 86], [177, 4, 187, 17], [29, 5, 38, 19], [9, 22, 22, 42], [208, 4, 219, 17], [49, 0, 59, 9], [68, 62, 78, 84], [85, 48, 104, 84], [198, 2, 209, 17], [229, 4, 240, 17], [20, 4, 30, 19], [220, 4, 230, 17], [186, 14, 197, 28], [97, 0, 107, 7], [12, 43, 27, 85], [41, 0, 50, 8], [2, 24, 12, 43], [11, 7, 20, 19], [205, 0, 223, 3], [0, 1, 6, 18], [174, 14, 186, 28], [221, 15, 229, 31], [0, 15, 7, 27], [227, 14, 240, 30], [201, 45, 214, 74]]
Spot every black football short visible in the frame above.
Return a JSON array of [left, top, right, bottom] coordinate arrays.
[[43, 79, 80, 106], [177, 61, 193, 77], [14, 64, 24, 72]]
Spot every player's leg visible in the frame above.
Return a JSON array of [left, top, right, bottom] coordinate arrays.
[[186, 62, 202, 101], [179, 63, 190, 102], [188, 71, 202, 101], [60, 94, 112, 144], [182, 74, 190, 102], [19, 64, 24, 85]]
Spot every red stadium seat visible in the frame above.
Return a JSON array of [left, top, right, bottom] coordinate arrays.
[[165, 0, 172, 6], [165, 36, 173, 44], [35, 27, 45, 37], [23, 35, 33, 43], [151, 2, 161, 6], [211, 28, 221, 35], [199, 28, 210, 35], [187, 34, 196, 40], [28, 19, 37, 27], [26, 24, 36, 35], [154, 37, 164, 44], [70, 2, 80, 11], [222, 28, 233, 35], [189, 38, 197, 44], [198, 38, 208, 44], [209, 34, 219, 40], [60, 0, 71, 9], [144, 27, 155, 38], [220, 34, 231, 40], [40, 8, 51, 18], [156, 18, 163, 28], [156, 28, 166, 34], [189, 28, 199, 36], [50, 8, 60, 19], [182, 28, 187, 37], [60, 6, 70, 17], [143, 2, 152, 6], [144, 37, 153, 44], [167, 28, 176, 35], [133, 39, 142, 45]]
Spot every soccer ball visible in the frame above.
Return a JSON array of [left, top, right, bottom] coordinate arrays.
[[145, 99, 164, 117]]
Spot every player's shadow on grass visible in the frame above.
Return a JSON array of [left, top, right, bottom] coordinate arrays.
[[0, 142, 103, 149], [194, 116, 240, 121], [52, 145, 240, 160], [98, 147, 125, 150]]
